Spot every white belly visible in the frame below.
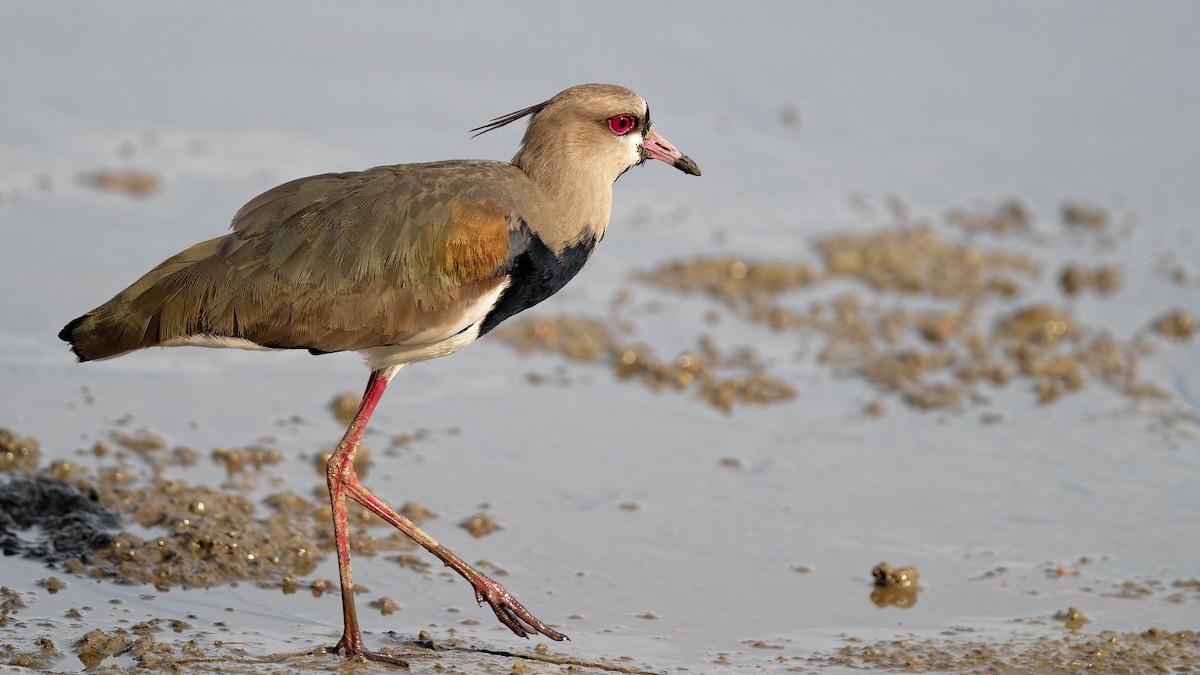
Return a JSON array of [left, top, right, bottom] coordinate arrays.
[[358, 280, 507, 371]]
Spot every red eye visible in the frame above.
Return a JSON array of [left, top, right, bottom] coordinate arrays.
[[607, 114, 636, 135]]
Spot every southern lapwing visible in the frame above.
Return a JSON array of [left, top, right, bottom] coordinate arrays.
[[59, 83, 699, 664]]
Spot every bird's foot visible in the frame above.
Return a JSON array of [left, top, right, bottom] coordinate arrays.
[[472, 574, 569, 641], [328, 635, 412, 667]]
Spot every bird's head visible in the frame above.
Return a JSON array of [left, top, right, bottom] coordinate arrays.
[[473, 83, 701, 183]]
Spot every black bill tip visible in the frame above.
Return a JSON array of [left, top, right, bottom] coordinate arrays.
[[674, 155, 701, 176]]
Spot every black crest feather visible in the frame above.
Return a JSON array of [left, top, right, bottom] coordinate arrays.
[[470, 100, 548, 138]]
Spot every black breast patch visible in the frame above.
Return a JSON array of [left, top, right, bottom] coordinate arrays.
[[477, 222, 595, 337]]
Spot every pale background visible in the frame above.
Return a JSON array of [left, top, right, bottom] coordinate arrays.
[[1, 2, 1198, 671]]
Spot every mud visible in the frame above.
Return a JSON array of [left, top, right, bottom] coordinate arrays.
[[870, 562, 920, 609], [495, 316, 797, 412], [0, 428, 40, 473], [3, 574, 660, 673], [1059, 264, 1121, 296], [329, 393, 362, 427], [459, 511, 502, 538], [1053, 606, 1090, 630], [1, 430, 664, 672], [78, 168, 161, 197], [497, 200, 1196, 440], [945, 199, 1034, 236], [871, 562, 919, 590], [87, 480, 325, 590], [5, 198, 1199, 672], [1152, 309, 1196, 341], [809, 628, 1199, 673], [0, 475, 119, 562], [1, 425, 415, 593]]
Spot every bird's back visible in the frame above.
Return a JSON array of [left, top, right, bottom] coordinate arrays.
[[60, 160, 546, 362]]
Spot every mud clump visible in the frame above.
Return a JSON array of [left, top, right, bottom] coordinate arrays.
[[370, 596, 399, 615], [2, 636, 61, 670], [399, 501, 438, 525], [1151, 309, 1195, 341], [496, 317, 796, 412], [1062, 201, 1110, 231], [945, 199, 1034, 235], [211, 444, 283, 476], [995, 304, 1072, 346], [813, 225, 1039, 301], [1054, 606, 1090, 630], [872, 562, 919, 589], [1060, 264, 1121, 296], [329, 392, 361, 426], [74, 628, 131, 669], [460, 512, 501, 538], [1, 586, 25, 630], [108, 429, 167, 455], [0, 476, 119, 562], [871, 561, 920, 609], [815, 628, 1200, 673], [35, 577, 66, 594], [0, 428, 40, 473], [79, 168, 160, 196], [633, 257, 819, 309]]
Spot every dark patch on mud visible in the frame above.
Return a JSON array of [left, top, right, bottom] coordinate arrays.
[[0, 476, 119, 562]]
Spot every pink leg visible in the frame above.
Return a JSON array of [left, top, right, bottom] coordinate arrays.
[[325, 368, 566, 665]]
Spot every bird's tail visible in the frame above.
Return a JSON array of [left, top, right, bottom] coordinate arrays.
[[59, 235, 231, 362]]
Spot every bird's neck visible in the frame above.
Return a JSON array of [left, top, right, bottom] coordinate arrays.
[[513, 149, 613, 250]]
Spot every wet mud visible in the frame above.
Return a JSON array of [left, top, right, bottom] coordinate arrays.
[[870, 562, 920, 609], [1, 426, 656, 672], [497, 199, 1196, 443], [77, 168, 161, 197], [3, 201, 1197, 671], [496, 317, 797, 413], [0, 476, 119, 562], [810, 627, 1199, 673]]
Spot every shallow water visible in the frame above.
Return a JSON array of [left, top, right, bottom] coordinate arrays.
[[2, 2, 1198, 672]]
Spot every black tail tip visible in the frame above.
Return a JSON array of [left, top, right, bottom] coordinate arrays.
[[59, 315, 90, 362]]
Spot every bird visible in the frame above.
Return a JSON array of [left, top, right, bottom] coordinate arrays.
[[58, 83, 700, 665]]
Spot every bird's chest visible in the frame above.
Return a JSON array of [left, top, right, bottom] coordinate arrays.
[[477, 231, 595, 336]]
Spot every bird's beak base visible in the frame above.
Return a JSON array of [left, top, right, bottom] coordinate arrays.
[[642, 130, 701, 176]]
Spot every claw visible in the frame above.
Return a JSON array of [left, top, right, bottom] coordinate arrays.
[[472, 573, 568, 641], [329, 637, 412, 667]]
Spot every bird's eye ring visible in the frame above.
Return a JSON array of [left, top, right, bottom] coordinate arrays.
[[607, 114, 637, 135]]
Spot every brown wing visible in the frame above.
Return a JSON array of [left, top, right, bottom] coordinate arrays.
[[61, 161, 533, 361]]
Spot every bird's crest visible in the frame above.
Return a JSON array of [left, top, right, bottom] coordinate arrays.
[[470, 100, 549, 138]]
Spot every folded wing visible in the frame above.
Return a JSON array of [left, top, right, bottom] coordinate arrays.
[[60, 162, 531, 361]]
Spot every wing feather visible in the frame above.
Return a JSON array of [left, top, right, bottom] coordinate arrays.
[[61, 161, 534, 360]]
